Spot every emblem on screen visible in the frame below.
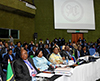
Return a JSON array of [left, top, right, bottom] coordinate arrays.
[[61, 0, 83, 22]]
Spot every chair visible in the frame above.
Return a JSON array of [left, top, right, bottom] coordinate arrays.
[[46, 54, 51, 60], [3, 69, 7, 73], [12, 48, 15, 53], [12, 53, 16, 57], [89, 48, 95, 56], [15, 45, 17, 48], [31, 47, 33, 51], [11, 60, 16, 76]]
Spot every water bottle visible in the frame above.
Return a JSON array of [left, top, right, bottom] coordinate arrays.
[[66, 56, 69, 65]]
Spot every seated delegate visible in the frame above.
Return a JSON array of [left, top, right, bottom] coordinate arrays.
[[33, 50, 53, 71], [81, 46, 90, 56], [60, 45, 72, 60], [49, 46, 63, 64], [14, 50, 39, 81], [2, 49, 15, 70]]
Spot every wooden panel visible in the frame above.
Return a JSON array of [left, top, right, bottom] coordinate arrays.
[[72, 33, 83, 43], [77, 33, 83, 40]]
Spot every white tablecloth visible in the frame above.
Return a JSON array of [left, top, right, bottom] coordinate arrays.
[[55, 59, 100, 81]]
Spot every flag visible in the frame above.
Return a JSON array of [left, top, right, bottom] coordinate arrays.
[[71, 49, 76, 62], [72, 49, 75, 57], [6, 62, 15, 81], [71, 56, 76, 62]]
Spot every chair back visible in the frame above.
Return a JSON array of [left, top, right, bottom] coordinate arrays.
[[12, 53, 16, 57], [89, 48, 95, 56], [11, 60, 16, 76]]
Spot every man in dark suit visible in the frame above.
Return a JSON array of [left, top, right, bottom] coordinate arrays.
[[38, 42, 44, 50], [81, 46, 90, 56], [0, 43, 9, 64], [60, 45, 72, 60], [75, 46, 82, 59], [97, 38, 100, 44], [61, 38, 65, 45], [29, 46, 36, 57], [58, 37, 62, 47], [28, 41, 34, 51], [2, 49, 15, 70], [14, 50, 39, 81], [45, 38, 50, 45], [0, 43, 9, 55], [43, 44, 51, 60], [14, 42, 21, 59]]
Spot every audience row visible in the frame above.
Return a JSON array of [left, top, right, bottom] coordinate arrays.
[[0, 37, 100, 81]]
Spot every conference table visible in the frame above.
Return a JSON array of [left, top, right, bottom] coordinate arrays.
[[55, 58, 100, 81]]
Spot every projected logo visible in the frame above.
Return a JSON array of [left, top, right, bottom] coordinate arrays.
[[61, 0, 83, 22]]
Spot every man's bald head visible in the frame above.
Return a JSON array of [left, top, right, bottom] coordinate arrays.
[[65, 45, 69, 51], [21, 50, 28, 60]]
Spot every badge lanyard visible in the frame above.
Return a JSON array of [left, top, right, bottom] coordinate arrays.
[[24, 61, 33, 70]]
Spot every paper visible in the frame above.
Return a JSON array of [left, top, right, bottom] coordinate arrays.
[[55, 64, 67, 68], [36, 73, 54, 78], [78, 57, 85, 60], [68, 60, 75, 66], [54, 68, 73, 76]]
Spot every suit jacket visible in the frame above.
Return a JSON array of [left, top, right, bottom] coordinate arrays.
[[28, 44, 34, 51], [0, 47, 7, 55], [14, 57, 40, 81], [81, 50, 90, 56], [0, 47, 8, 63], [2, 53, 15, 69], [45, 40, 50, 44], [60, 50, 71, 60], [14, 47, 21, 59], [43, 48, 51, 59], [75, 50, 82, 59], [38, 44, 44, 50]]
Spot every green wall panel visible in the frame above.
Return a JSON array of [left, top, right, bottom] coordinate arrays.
[[34, 0, 71, 42], [0, 0, 100, 43], [0, 9, 35, 43], [84, 0, 100, 42], [34, 0, 100, 42]]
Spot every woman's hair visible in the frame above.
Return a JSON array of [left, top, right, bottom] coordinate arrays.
[[8, 49, 12, 53], [35, 50, 41, 56]]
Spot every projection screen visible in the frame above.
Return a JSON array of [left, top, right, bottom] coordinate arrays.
[[53, 0, 95, 30]]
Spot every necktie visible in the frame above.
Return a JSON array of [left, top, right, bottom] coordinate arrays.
[[78, 51, 80, 58], [66, 51, 71, 57], [24, 60, 37, 74], [46, 49, 50, 54]]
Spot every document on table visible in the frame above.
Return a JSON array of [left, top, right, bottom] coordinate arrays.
[[36, 73, 54, 78], [54, 67, 74, 76]]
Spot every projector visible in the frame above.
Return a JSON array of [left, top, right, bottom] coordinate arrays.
[[26, 3, 37, 10]]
